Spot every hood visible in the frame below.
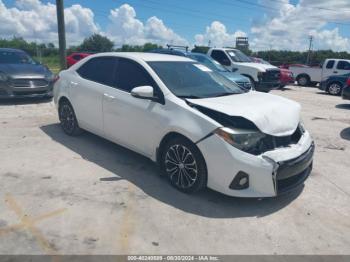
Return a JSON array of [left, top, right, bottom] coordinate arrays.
[[220, 72, 250, 83], [188, 92, 301, 136], [0, 63, 52, 78], [238, 62, 277, 72]]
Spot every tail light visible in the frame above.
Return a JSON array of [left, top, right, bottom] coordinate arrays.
[[346, 77, 350, 86]]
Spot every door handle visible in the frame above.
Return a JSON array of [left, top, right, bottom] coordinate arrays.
[[103, 93, 116, 101], [70, 81, 78, 87], [333, 71, 338, 74]]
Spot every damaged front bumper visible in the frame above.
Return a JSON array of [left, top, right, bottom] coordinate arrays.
[[196, 129, 314, 197]]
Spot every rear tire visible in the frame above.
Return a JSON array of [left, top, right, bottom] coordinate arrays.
[[327, 82, 342, 96], [297, 75, 310, 86], [160, 136, 207, 193], [58, 100, 83, 136]]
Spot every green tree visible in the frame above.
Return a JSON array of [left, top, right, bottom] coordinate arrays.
[[191, 45, 209, 54], [78, 34, 114, 52]]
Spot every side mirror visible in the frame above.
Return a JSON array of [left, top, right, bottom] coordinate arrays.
[[232, 68, 238, 72], [131, 85, 154, 100], [222, 58, 231, 66]]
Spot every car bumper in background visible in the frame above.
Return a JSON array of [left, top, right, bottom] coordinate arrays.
[[256, 81, 281, 92], [342, 85, 350, 100], [0, 80, 53, 99], [319, 81, 327, 91], [197, 130, 314, 198]]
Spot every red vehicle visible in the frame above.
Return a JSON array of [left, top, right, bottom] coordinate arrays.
[[66, 52, 91, 67], [280, 63, 309, 69], [279, 68, 295, 87]]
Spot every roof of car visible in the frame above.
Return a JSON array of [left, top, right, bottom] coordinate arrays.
[[89, 52, 194, 62], [0, 48, 26, 53], [209, 47, 238, 51]]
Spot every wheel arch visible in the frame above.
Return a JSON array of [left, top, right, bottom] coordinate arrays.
[[296, 73, 310, 84], [156, 132, 194, 164]]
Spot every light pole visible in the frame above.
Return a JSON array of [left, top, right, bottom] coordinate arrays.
[[56, 0, 67, 70]]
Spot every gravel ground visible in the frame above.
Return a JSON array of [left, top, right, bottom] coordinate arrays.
[[0, 85, 349, 255]]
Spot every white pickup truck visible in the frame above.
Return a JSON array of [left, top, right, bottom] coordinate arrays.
[[290, 59, 350, 86], [207, 48, 281, 92]]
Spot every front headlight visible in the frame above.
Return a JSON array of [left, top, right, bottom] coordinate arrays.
[[0, 72, 8, 82], [215, 127, 266, 154]]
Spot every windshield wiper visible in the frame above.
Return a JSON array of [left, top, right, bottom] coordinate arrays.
[[177, 95, 201, 99], [212, 93, 236, 97]]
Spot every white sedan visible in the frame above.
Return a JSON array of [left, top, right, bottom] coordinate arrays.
[[54, 52, 314, 198]]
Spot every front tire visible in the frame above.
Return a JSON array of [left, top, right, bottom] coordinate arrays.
[[161, 137, 207, 193], [58, 100, 82, 136]]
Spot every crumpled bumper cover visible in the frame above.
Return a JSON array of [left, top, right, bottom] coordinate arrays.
[[197, 130, 314, 198]]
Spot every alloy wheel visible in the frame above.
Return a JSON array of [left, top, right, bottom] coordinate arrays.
[[60, 104, 75, 134], [328, 83, 341, 95], [165, 144, 198, 189], [298, 77, 308, 86]]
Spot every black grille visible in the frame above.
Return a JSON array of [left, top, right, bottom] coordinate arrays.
[[11, 79, 48, 88], [262, 69, 280, 82], [249, 126, 302, 155], [275, 143, 314, 194], [13, 90, 48, 96]]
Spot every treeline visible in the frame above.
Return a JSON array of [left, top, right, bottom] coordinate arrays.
[[1, 35, 350, 66], [0, 35, 161, 57], [192, 45, 350, 65]]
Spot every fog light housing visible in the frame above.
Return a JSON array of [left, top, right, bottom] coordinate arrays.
[[229, 171, 249, 190]]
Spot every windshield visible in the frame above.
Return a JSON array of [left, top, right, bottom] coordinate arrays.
[[189, 54, 228, 72], [148, 61, 245, 99], [0, 51, 36, 64], [226, 50, 252, 63]]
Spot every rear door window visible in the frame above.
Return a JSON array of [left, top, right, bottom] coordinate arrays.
[[77, 57, 116, 86]]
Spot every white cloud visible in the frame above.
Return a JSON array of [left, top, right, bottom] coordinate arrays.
[[194, 21, 247, 47], [250, 0, 350, 51], [0, 0, 99, 45], [0, 0, 349, 52], [106, 4, 188, 46]]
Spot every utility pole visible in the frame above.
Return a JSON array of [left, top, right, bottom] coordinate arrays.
[[306, 35, 313, 65], [56, 0, 66, 70]]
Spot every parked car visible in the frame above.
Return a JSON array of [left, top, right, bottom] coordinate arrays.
[[280, 64, 309, 69], [341, 77, 350, 100], [280, 69, 295, 87], [290, 59, 350, 86], [150, 48, 252, 90], [66, 52, 91, 67], [208, 48, 280, 92], [54, 52, 314, 198], [0, 48, 54, 99], [250, 57, 294, 88], [319, 73, 350, 95]]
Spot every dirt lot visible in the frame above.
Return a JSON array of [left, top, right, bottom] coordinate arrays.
[[0, 86, 349, 255]]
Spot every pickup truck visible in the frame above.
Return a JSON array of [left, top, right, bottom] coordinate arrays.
[[207, 48, 281, 92], [290, 59, 350, 86]]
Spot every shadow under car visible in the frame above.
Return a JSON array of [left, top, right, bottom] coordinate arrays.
[[40, 123, 304, 219]]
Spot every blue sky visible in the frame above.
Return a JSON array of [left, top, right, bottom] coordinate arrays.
[[1, 0, 349, 51]]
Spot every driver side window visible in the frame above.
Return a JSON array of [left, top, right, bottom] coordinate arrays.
[[114, 58, 157, 93], [211, 50, 231, 66]]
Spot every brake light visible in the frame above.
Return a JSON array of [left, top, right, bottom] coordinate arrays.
[[347, 77, 350, 86]]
